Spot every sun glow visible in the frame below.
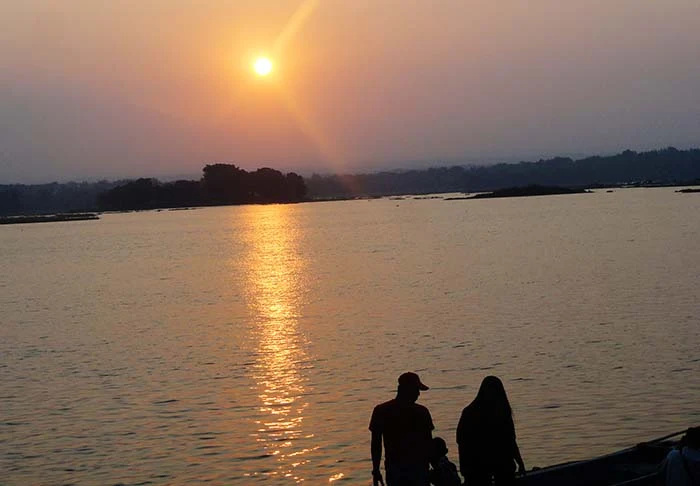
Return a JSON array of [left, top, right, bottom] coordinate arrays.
[[242, 0, 347, 174], [253, 57, 273, 76]]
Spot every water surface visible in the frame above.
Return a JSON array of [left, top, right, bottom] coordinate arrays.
[[1, 188, 699, 484]]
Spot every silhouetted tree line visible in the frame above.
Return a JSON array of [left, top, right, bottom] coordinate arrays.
[[96, 164, 307, 211], [0, 181, 118, 217], [305, 147, 700, 198], [2, 148, 700, 215]]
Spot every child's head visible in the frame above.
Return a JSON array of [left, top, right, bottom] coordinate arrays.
[[431, 437, 449, 460], [683, 427, 700, 449]]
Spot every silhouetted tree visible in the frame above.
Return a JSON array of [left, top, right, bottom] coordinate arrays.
[[158, 180, 203, 208], [94, 164, 308, 211], [0, 186, 22, 216], [286, 172, 307, 201], [202, 164, 248, 204], [97, 178, 160, 211], [249, 167, 287, 202]]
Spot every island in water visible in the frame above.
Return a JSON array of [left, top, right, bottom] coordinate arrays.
[[445, 185, 592, 200], [0, 213, 99, 225]]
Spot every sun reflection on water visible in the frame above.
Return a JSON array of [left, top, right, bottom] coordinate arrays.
[[242, 205, 316, 482]]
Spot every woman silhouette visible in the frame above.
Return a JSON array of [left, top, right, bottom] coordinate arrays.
[[456, 376, 525, 486]]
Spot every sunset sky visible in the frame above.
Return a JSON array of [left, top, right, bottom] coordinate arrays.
[[1, 0, 699, 183]]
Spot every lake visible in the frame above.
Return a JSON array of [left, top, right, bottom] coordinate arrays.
[[1, 187, 699, 485]]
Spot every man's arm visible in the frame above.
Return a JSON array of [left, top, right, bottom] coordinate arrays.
[[371, 430, 384, 485]]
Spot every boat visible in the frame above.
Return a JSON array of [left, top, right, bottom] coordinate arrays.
[[516, 429, 690, 486]]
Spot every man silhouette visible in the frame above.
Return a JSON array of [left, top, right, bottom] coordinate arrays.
[[370, 372, 434, 486]]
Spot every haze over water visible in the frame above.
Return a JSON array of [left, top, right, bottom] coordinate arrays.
[[2, 188, 699, 484]]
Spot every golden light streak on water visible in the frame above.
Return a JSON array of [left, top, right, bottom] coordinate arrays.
[[242, 205, 316, 483]]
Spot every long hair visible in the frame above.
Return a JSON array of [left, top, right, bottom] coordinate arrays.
[[457, 376, 517, 458], [472, 376, 513, 420]]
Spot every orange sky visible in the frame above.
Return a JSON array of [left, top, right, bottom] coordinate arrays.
[[1, 0, 700, 182]]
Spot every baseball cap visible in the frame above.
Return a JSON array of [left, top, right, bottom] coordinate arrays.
[[398, 372, 429, 391]]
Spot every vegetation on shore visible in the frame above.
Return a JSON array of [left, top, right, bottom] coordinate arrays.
[[97, 164, 307, 212], [1, 147, 699, 216], [306, 147, 700, 198]]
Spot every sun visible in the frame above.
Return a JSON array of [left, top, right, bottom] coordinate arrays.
[[253, 57, 273, 76]]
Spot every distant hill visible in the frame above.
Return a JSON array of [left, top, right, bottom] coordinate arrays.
[[305, 147, 700, 198]]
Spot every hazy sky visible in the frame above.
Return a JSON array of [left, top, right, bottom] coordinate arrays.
[[2, 0, 700, 183]]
